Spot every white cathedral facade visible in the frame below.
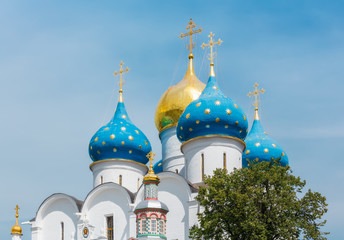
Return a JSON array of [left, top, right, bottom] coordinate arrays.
[[11, 20, 289, 240]]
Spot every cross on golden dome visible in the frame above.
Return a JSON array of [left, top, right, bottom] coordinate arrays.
[[146, 151, 156, 172], [201, 32, 223, 65], [15, 205, 20, 218], [248, 82, 265, 120], [113, 61, 130, 102], [144, 151, 159, 182], [11, 205, 22, 235], [180, 19, 203, 56]]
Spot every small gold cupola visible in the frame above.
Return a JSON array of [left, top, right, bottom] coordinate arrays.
[[143, 151, 159, 182], [11, 205, 23, 235], [154, 19, 205, 133]]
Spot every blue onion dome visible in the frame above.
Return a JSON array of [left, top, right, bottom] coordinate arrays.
[[89, 66, 152, 165], [177, 64, 248, 143], [153, 159, 163, 174], [243, 109, 289, 167]]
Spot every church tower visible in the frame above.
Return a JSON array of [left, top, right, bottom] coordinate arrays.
[[89, 61, 152, 193], [134, 152, 169, 240], [11, 205, 22, 240], [177, 32, 248, 184], [243, 83, 289, 166], [154, 19, 205, 176]]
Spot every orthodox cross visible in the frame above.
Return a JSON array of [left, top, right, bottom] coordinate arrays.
[[180, 19, 203, 55], [248, 82, 265, 111], [146, 151, 156, 172], [201, 32, 223, 65], [113, 61, 130, 93], [15, 205, 20, 218]]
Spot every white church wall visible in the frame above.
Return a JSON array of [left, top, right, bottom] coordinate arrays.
[[90, 160, 147, 193], [160, 127, 186, 176], [33, 194, 80, 240], [80, 183, 133, 240], [182, 136, 245, 184], [187, 195, 199, 232], [157, 172, 193, 240]]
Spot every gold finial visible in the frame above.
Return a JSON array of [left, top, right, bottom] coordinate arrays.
[[201, 32, 223, 76], [15, 205, 19, 218], [248, 82, 265, 120], [146, 151, 156, 174], [113, 61, 130, 102], [180, 18, 203, 57], [11, 205, 22, 235], [144, 151, 159, 182]]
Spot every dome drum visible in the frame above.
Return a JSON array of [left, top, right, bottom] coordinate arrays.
[[182, 136, 245, 184], [90, 159, 148, 191]]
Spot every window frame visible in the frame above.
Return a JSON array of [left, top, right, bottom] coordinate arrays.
[[106, 215, 114, 240]]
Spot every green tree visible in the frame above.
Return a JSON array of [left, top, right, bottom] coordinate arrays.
[[190, 160, 328, 240]]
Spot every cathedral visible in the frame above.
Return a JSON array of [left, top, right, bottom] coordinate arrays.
[[10, 19, 288, 240]]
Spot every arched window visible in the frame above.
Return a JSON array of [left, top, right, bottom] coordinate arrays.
[[119, 175, 122, 186], [140, 214, 147, 234], [223, 153, 227, 169], [175, 169, 179, 174], [61, 222, 64, 240], [201, 153, 205, 181], [101, 176, 103, 184], [150, 215, 157, 233]]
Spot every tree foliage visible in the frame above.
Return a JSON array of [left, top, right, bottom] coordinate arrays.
[[190, 160, 328, 240]]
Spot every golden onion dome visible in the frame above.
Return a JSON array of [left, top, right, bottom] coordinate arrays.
[[11, 224, 22, 235], [155, 54, 205, 133], [11, 205, 22, 235]]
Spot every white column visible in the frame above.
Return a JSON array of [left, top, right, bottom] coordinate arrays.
[[160, 126, 185, 176]]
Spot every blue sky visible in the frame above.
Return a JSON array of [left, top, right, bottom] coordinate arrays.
[[1, 0, 343, 239]]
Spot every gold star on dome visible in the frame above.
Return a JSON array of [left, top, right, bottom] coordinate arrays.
[[180, 18, 203, 56]]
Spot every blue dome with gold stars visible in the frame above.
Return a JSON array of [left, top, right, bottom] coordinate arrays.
[[242, 111, 288, 167], [177, 68, 248, 142], [89, 61, 151, 165], [89, 99, 152, 164]]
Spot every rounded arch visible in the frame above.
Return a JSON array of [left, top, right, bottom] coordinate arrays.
[[81, 182, 133, 213], [80, 182, 133, 240], [35, 193, 82, 222]]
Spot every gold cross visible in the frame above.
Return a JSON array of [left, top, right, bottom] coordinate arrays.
[[201, 32, 223, 65], [113, 61, 130, 93], [15, 205, 20, 218], [180, 18, 203, 55], [248, 82, 265, 110], [146, 151, 156, 173]]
